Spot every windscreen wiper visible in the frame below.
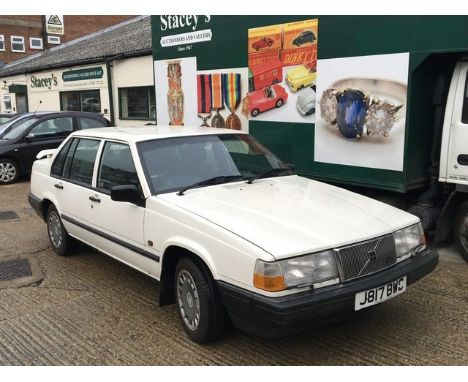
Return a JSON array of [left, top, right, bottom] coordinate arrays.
[[177, 175, 244, 196], [246, 167, 294, 184]]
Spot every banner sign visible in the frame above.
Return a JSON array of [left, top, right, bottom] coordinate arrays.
[[62, 67, 104, 82]]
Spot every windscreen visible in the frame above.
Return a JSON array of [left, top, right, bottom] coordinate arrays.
[[138, 134, 286, 194]]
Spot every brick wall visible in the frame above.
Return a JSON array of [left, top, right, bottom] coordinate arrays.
[[0, 15, 135, 64]]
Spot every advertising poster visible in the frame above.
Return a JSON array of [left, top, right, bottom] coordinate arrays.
[[154, 56, 198, 126], [196, 67, 249, 131], [314, 52, 409, 171], [247, 19, 318, 123]]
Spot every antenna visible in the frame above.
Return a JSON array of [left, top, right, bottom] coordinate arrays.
[[33, 100, 42, 116]]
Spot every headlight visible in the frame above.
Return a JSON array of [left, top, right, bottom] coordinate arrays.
[[393, 222, 426, 260], [254, 250, 339, 292]]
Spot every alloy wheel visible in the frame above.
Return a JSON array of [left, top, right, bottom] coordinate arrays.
[[176, 269, 201, 331], [0, 161, 16, 183]]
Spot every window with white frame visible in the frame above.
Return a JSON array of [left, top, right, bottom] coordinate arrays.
[[30, 37, 43, 50], [11, 36, 25, 52], [0, 35, 5, 51], [47, 35, 61, 45]]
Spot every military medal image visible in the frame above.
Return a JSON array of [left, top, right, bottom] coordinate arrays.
[[210, 73, 225, 128], [167, 60, 184, 126], [222, 73, 242, 130], [197, 74, 212, 127]]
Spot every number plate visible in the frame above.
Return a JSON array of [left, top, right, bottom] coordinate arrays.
[[354, 276, 407, 311]]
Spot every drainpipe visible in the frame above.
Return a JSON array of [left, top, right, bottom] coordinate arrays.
[[105, 54, 124, 125]]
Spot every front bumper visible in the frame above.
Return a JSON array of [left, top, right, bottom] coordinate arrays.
[[217, 249, 438, 338]]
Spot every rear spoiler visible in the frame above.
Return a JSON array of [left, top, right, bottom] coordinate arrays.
[[36, 149, 57, 160]]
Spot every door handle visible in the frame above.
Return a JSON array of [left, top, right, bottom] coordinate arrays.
[[54, 183, 63, 189], [89, 195, 101, 203]]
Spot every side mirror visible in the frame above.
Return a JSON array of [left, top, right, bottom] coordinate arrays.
[[110, 185, 144, 206], [25, 133, 35, 141]]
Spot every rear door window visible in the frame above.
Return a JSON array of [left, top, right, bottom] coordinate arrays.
[[51, 138, 74, 177], [65, 138, 100, 186], [462, 74, 468, 124], [30, 117, 73, 138]]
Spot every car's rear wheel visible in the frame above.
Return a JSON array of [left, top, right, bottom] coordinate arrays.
[[175, 257, 229, 343], [454, 202, 468, 262], [251, 108, 260, 117], [0, 159, 19, 185], [276, 99, 284, 108], [47, 204, 79, 256]]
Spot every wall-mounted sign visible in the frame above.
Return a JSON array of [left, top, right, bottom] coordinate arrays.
[[30, 74, 58, 90], [46, 15, 64, 35], [62, 67, 104, 82]]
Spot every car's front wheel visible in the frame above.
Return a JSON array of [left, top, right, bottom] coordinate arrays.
[[0, 158, 19, 185], [251, 108, 260, 117], [175, 257, 229, 343], [276, 99, 284, 108], [47, 204, 79, 256]]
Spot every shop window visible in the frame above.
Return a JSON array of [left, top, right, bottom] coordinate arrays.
[[0, 35, 5, 51], [48, 36, 61, 45], [61, 90, 101, 113], [11, 36, 25, 52], [30, 37, 43, 50], [119, 86, 156, 120]]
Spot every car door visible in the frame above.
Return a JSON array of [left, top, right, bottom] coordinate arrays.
[[86, 140, 157, 276], [53, 137, 103, 245], [20, 116, 74, 171]]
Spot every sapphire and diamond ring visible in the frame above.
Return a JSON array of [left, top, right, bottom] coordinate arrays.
[[319, 79, 406, 139]]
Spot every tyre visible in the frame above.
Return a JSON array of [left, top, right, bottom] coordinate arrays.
[[0, 158, 19, 185], [46, 204, 79, 256], [454, 202, 468, 262], [267, 41, 273, 47], [255, 45, 260, 51], [251, 108, 260, 117], [175, 257, 229, 343], [276, 99, 283, 108]]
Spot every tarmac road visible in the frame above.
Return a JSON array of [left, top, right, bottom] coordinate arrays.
[[0, 181, 466, 365]]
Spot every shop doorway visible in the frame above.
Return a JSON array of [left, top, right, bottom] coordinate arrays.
[[16, 94, 28, 114]]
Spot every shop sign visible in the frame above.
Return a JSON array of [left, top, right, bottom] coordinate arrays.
[[46, 15, 64, 35], [62, 67, 104, 82], [159, 15, 212, 48], [30, 74, 58, 90]]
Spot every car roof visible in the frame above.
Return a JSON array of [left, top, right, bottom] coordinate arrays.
[[70, 126, 247, 143], [19, 111, 105, 118]]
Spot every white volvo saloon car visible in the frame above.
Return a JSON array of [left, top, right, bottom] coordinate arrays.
[[29, 127, 438, 343]]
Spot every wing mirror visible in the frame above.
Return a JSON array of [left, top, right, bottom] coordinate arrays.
[[110, 185, 144, 206], [25, 133, 35, 141]]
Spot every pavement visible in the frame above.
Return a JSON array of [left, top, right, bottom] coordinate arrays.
[[0, 180, 467, 365]]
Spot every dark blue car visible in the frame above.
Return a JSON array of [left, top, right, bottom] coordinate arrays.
[[293, 30, 316, 47]]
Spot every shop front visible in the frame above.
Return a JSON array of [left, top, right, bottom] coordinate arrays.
[[27, 64, 111, 121]]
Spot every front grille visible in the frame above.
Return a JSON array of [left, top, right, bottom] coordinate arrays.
[[334, 234, 396, 282]]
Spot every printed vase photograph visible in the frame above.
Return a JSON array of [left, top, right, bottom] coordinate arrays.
[[154, 56, 198, 127], [167, 60, 184, 126]]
